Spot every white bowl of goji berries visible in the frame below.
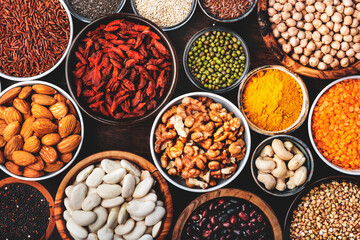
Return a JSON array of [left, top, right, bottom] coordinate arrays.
[[150, 92, 251, 193]]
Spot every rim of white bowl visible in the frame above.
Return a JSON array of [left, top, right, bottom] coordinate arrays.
[[0, 0, 73, 81], [150, 92, 251, 193], [0, 81, 84, 181], [308, 75, 360, 175]]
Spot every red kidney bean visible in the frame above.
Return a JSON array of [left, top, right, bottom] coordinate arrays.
[[238, 212, 249, 221], [230, 215, 237, 224], [191, 214, 200, 221], [249, 209, 257, 217], [222, 222, 231, 228], [202, 229, 212, 238]]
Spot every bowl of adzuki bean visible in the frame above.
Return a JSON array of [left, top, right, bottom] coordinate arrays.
[[285, 176, 360, 239], [65, 13, 178, 126], [172, 188, 283, 240], [0, 0, 73, 81], [0, 177, 55, 240]]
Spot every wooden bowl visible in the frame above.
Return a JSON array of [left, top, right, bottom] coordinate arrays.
[[257, 0, 360, 79], [54, 150, 173, 240], [0, 177, 55, 240], [172, 188, 283, 240]]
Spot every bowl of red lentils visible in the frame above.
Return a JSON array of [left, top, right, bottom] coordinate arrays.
[[308, 76, 360, 175]]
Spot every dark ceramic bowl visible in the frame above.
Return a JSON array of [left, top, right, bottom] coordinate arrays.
[[284, 176, 360, 238], [183, 26, 250, 93], [250, 135, 314, 197], [63, 0, 126, 23], [198, 0, 257, 23], [65, 13, 178, 126]]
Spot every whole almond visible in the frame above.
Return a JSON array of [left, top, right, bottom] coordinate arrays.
[[23, 136, 41, 153], [0, 87, 22, 105], [60, 153, 72, 163], [4, 135, 24, 160], [3, 121, 21, 142], [0, 105, 6, 119], [54, 94, 67, 102], [44, 161, 63, 172], [40, 146, 58, 164], [20, 116, 35, 141], [0, 119, 7, 135], [66, 100, 78, 117], [58, 114, 76, 138], [32, 85, 57, 95], [32, 118, 57, 135], [31, 104, 54, 120], [5, 161, 23, 175], [13, 98, 31, 114], [57, 135, 81, 154], [31, 94, 56, 106], [4, 107, 23, 124], [12, 150, 37, 166], [0, 150, 4, 164], [28, 156, 45, 171], [23, 167, 44, 178], [49, 102, 68, 119], [41, 133, 62, 146], [18, 86, 33, 99], [72, 120, 81, 135], [0, 136, 6, 148]]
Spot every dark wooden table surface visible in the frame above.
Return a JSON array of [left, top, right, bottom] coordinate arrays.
[[0, 1, 348, 239]]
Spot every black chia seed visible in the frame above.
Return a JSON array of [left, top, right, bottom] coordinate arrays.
[[0, 183, 50, 240], [68, 0, 122, 20]]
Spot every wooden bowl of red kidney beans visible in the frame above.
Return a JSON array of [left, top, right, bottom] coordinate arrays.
[[65, 13, 178, 126], [172, 188, 283, 240]]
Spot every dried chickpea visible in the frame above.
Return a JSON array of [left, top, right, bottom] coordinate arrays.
[[300, 38, 308, 48], [326, 21, 334, 30], [306, 41, 316, 51], [353, 42, 360, 52], [320, 13, 330, 22], [273, 29, 281, 38], [317, 61, 327, 70], [325, 5, 335, 16], [333, 22, 342, 32], [282, 43, 292, 53], [309, 57, 320, 67], [355, 52, 360, 59], [346, 48, 355, 57], [312, 31, 321, 41], [295, 2, 305, 11], [268, 8, 277, 17], [286, 18, 296, 27], [305, 5, 316, 13], [314, 50, 324, 59], [351, 19, 359, 28], [322, 35, 332, 44], [321, 44, 331, 54], [323, 54, 333, 64], [318, 25, 330, 35], [273, 2, 283, 11], [303, 22, 314, 31], [341, 41, 350, 51], [340, 57, 350, 67], [343, 0, 354, 7], [344, 7, 355, 15], [288, 27, 299, 36], [296, 21, 305, 29], [344, 35, 353, 42], [283, 3, 293, 12], [332, 12, 343, 23], [281, 11, 291, 21], [330, 58, 340, 68], [281, 31, 290, 40], [277, 22, 287, 32], [303, 48, 313, 56], [300, 55, 309, 65], [304, 13, 315, 22], [333, 33, 343, 42], [312, 19, 322, 29], [294, 46, 303, 54], [337, 50, 346, 58], [291, 53, 300, 61], [336, 4, 345, 13], [292, 12, 302, 21], [289, 36, 300, 46], [331, 40, 341, 49], [277, 38, 287, 45]]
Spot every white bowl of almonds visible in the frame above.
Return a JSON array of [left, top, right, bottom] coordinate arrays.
[[0, 81, 84, 181], [55, 151, 173, 240]]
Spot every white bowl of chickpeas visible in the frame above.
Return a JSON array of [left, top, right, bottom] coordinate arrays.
[[258, 0, 360, 79]]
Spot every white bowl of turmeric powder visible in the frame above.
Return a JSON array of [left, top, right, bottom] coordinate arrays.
[[237, 65, 309, 136]]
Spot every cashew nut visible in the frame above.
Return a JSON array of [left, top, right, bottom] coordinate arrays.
[[286, 176, 296, 189], [259, 145, 274, 158], [288, 154, 306, 170], [293, 166, 308, 186], [284, 141, 294, 152], [257, 172, 276, 190], [276, 178, 287, 191], [271, 155, 288, 178], [255, 157, 276, 173], [272, 139, 293, 160]]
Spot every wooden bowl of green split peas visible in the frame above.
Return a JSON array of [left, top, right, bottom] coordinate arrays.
[[183, 26, 250, 93]]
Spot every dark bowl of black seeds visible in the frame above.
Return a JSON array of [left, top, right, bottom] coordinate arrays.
[[64, 0, 126, 23], [0, 178, 55, 240]]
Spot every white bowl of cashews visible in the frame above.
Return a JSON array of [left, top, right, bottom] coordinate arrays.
[[251, 135, 314, 197]]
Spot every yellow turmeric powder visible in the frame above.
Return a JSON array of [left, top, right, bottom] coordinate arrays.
[[242, 69, 303, 132]]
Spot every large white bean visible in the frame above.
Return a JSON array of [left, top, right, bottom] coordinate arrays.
[[113, 235, 124, 240], [64, 198, 73, 212], [115, 218, 135, 236], [87, 233, 99, 240], [145, 206, 165, 226], [126, 200, 155, 218], [117, 203, 128, 225], [82, 194, 101, 211], [122, 174, 136, 198], [89, 207, 108, 232], [106, 207, 120, 229], [133, 178, 153, 198], [88, 187, 97, 195], [101, 159, 122, 173], [152, 221, 162, 238], [139, 234, 153, 240], [121, 160, 141, 177], [72, 210, 97, 226], [140, 171, 151, 181], [63, 210, 71, 221], [66, 218, 88, 239], [65, 185, 74, 198], [70, 183, 88, 210], [98, 225, 113, 240], [101, 196, 124, 208], [123, 221, 146, 240], [86, 168, 105, 188], [76, 165, 95, 183], [103, 168, 126, 184], [136, 193, 157, 202], [156, 201, 163, 207], [97, 184, 122, 199]]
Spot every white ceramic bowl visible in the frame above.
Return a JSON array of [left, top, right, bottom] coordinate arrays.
[[0, 81, 84, 181], [150, 92, 251, 193], [308, 75, 360, 175], [0, 0, 73, 81]]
